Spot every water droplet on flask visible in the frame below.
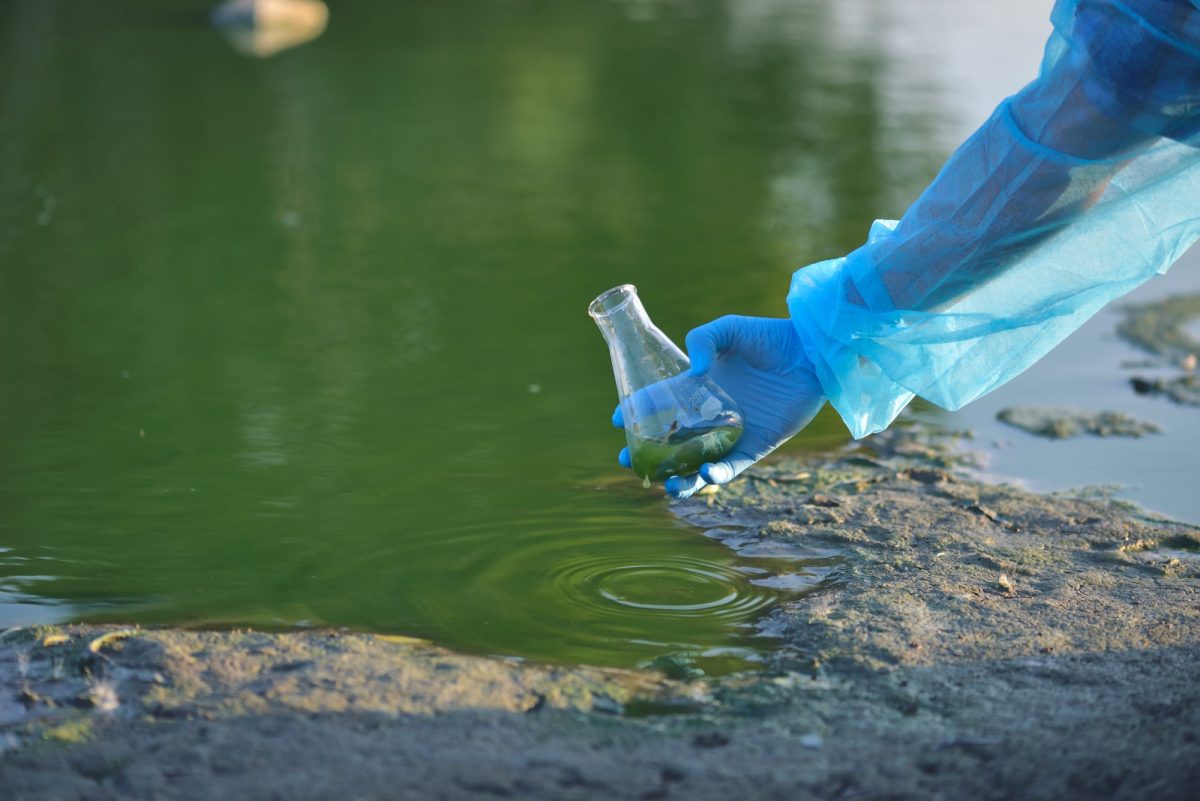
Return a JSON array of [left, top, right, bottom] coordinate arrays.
[[643, 476, 651, 489]]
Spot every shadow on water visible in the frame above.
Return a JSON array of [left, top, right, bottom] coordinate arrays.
[[0, 0, 943, 673]]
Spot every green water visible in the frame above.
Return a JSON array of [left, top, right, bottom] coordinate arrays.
[[0, 0, 947, 673], [629, 425, 742, 483]]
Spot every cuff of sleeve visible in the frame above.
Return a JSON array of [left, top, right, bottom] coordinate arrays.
[[786, 241, 915, 440]]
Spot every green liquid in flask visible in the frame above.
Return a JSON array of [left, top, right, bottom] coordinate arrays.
[[621, 375, 744, 484], [630, 420, 743, 484]]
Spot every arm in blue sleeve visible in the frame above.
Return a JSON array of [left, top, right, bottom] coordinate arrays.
[[788, 0, 1200, 439]]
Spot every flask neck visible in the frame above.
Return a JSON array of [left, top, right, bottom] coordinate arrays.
[[589, 285, 688, 398], [589, 285, 652, 346]]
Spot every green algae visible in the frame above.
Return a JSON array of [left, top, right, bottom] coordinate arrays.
[[629, 424, 743, 483], [40, 719, 94, 746], [996, 406, 1162, 439], [1118, 294, 1200, 362]]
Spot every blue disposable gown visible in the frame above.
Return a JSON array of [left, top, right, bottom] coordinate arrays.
[[788, 0, 1200, 439]]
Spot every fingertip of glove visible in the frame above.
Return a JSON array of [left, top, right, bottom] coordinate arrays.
[[664, 475, 699, 499], [700, 462, 734, 485]]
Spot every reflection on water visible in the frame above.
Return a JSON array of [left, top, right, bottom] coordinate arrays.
[[212, 0, 329, 59], [0, 0, 971, 673]]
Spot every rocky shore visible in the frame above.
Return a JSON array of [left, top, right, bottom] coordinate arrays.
[[3, 427, 1198, 800]]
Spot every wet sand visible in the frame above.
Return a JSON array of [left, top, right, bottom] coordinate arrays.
[[3, 426, 1199, 800]]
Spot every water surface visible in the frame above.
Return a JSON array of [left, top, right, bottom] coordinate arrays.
[[2, 0, 1195, 675]]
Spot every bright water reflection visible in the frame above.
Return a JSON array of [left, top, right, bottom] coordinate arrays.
[[1, 0, 951, 672]]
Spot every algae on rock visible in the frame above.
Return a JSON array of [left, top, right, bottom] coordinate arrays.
[[996, 406, 1162, 439]]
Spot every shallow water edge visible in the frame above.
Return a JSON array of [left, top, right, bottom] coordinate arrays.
[[2, 426, 1198, 800]]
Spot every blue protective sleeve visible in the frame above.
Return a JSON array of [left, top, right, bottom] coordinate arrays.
[[788, 0, 1200, 439]]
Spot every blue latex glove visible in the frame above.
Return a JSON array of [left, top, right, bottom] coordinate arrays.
[[613, 316, 825, 500]]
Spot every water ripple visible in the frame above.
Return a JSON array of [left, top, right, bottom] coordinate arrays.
[[554, 555, 781, 621]]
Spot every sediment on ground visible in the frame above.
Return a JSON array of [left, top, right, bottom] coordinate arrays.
[[2, 426, 1198, 801]]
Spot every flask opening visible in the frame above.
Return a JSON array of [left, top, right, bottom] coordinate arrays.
[[588, 284, 637, 319]]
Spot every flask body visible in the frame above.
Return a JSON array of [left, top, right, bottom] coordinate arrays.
[[589, 285, 743, 483]]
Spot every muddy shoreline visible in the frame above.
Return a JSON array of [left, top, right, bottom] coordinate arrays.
[[3, 427, 1199, 800]]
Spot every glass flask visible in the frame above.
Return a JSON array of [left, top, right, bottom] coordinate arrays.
[[589, 285, 744, 487]]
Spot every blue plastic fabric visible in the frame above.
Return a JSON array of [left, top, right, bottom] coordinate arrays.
[[788, 0, 1200, 439]]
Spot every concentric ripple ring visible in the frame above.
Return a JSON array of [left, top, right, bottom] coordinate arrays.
[[554, 555, 781, 621]]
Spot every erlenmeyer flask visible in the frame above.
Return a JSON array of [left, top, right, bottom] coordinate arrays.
[[589, 284, 744, 486]]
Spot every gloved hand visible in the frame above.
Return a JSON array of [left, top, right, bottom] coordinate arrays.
[[613, 316, 826, 499]]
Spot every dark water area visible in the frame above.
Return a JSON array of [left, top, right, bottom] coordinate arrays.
[[3, 0, 1192, 673]]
